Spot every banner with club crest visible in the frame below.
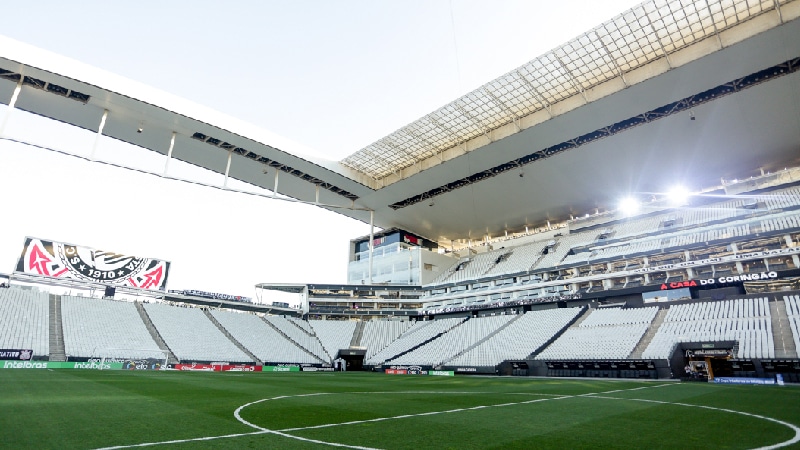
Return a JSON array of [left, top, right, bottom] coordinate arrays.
[[15, 237, 170, 291]]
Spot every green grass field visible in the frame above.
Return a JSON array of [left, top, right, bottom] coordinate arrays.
[[1, 370, 799, 449]]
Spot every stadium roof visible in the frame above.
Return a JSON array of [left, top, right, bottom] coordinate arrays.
[[342, 0, 797, 183], [1, 0, 799, 245]]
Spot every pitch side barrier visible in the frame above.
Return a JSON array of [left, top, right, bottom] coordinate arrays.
[[172, 362, 336, 372], [0, 360, 125, 370], [373, 364, 494, 375], [532, 360, 666, 379], [0, 360, 342, 373]]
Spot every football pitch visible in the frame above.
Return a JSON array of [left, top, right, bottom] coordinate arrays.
[[2, 370, 800, 449]]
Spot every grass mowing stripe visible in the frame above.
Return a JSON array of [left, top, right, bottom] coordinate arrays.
[[277, 396, 571, 432], [2, 371, 798, 449], [94, 431, 271, 449], [586, 395, 800, 449], [265, 384, 666, 434]]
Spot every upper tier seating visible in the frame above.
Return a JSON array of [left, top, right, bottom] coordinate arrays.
[[533, 232, 599, 270], [143, 302, 250, 363], [0, 287, 49, 357], [424, 186, 800, 287], [431, 248, 512, 284], [761, 212, 800, 233], [483, 240, 550, 276], [61, 296, 161, 359]]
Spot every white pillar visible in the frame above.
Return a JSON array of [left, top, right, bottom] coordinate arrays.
[[90, 109, 108, 160], [163, 132, 176, 175], [223, 150, 232, 187], [368, 210, 374, 285], [0, 78, 23, 138]]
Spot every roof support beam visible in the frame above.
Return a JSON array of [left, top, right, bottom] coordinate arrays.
[[774, 0, 784, 23], [364, 146, 403, 179], [90, 109, 108, 160], [644, 9, 673, 69], [378, 137, 417, 181], [482, 87, 521, 131], [428, 116, 465, 152], [368, 210, 374, 285], [553, 54, 589, 104], [223, 149, 233, 188], [597, 33, 629, 88], [0, 78, 23, 138], [453, 101, 492, 140], [163, 132, 176, 176], [515, 69, 553, 118], [402, 128, 440, 161], [705, 0, 724, 50]]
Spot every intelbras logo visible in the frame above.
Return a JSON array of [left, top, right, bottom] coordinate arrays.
[[73, 361, 112, 370], [3, 361, 48, 369]]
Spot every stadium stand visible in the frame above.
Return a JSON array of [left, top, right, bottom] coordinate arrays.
[[783, 295, 800, 357], [263, 315, 328, 361], [0, 287, 49, 357], [642, 297, 774, 359], [61, 296, 162, 360], [390, 315, 516, 366], [309, 319, 357, 359], [446, 308, 583, 367], [143, 302, 251, 363], [483, 240, 549, 276], [416, 184, 800, 319], [535, 307, 658, 360], [210, 310, 323, 364], [431, 248, 513, 285], [366, 317, 466, 365], [361, 320, 413, 361]]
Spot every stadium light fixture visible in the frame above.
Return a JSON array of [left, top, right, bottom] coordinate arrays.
[[617, 196, 640, 216], [667, 185, 691, 205]]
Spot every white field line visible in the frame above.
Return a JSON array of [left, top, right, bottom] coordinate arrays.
[[96, 383, 799, 450], [587, 395, 800, 450]]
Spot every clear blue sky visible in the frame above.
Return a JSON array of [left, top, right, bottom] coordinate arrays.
[[0, 0, 643, 299]]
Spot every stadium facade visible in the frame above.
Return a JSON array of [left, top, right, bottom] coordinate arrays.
[[1, 0, 800, 380]]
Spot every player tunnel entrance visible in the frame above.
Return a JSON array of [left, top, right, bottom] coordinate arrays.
[[672, 341, 735, 381], [337, 348, 366, 371]]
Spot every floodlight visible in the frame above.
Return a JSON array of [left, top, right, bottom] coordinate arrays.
[[618, 196, 640, 215], [667, 185, 690, 205]]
